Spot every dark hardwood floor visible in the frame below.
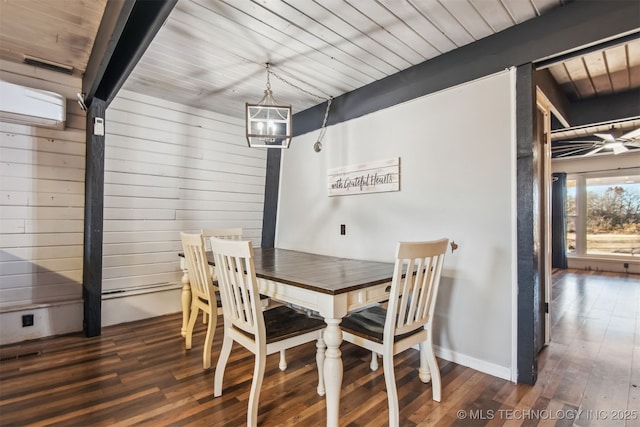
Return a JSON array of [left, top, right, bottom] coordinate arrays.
[[1, 269, 638, 426]]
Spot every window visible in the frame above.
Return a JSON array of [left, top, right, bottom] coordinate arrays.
[[566, 178, 577, 255], [566, 173, 640, 258]]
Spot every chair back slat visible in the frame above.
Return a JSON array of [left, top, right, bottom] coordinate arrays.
[[211, 237, 265, 342], [202, 228, 244, 279], [181, 232, 213, 302], [202, 228, 243, 251], [387, 239, 448, 338]]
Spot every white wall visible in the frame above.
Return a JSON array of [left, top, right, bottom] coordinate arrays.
[[277, 69, 517, 380], [0, 60, 85, 344], [0, 74, 268, 343], [102, 90, 267, 326]]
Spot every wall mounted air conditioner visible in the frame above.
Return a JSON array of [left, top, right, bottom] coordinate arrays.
[[0, 80, 66, 129]]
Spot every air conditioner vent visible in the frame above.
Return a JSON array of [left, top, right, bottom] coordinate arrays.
[[23, 55, 74, 75], [0, 81, 66, 130]]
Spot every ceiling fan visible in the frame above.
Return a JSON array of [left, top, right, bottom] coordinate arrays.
[[552, 127, 640, 158]]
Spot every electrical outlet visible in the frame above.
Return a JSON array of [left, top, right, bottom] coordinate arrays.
[[340, 224, 346, 235], [22, 314, 34, 327], [624, 263, 629, 269]]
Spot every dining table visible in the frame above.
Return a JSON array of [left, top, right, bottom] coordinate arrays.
[[178, 246, 399, 427]]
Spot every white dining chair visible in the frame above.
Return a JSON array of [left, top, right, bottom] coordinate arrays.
[[340, 238, 449, 427], [201, 228, 289, 368], [180, 232, 221, 370], [200, 228, 244, 317], [201, 227, 243, 247], [210, 237, 326, 427]]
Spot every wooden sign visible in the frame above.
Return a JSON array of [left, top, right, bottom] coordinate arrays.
[[328, 157, 400, 196]]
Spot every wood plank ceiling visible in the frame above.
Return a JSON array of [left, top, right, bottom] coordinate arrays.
[[0, 0, 107, 77], [0, 0, 638, 157], [546, 39, 640, 102], [124, 0, 570, 118]]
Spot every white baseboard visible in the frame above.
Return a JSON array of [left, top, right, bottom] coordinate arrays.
[[434, 344, 513, 382], [0, 301, 83, 346], [102, 288, 182, 327], [2, 290, 513, 384], [0, 288, 183, 346], [567, 257, 639, 274]]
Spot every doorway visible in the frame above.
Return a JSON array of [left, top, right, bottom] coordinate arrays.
[[535, 90, 553, 349]]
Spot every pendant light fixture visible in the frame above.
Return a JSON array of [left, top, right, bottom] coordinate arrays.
[[246, 63, 292, 149]]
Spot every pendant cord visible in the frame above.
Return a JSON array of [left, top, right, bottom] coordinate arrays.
[[267, 66, 333, 150], [318, 97, 332, 143], [268, 68, 329, 100], [265, 64, 272, 91]]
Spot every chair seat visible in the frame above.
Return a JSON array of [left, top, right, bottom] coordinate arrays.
[[211, 238, 327, 426], [340, 239, 449, 426], [341, 305, 424, 344], [235, 305, 325, 344], [198, 291, 222, 308]]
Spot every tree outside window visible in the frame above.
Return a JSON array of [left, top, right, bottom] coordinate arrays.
[[566, 174, 640, 257]]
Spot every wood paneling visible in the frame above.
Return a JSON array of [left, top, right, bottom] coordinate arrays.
[[0, 0, 106, 76], [0, 72, 266, 315], [100, 90, 267, 296], [0, 63, 86, 310], [548, 38, 640, 101], [122, 0, 567, 119], [1, 270, 637, 426], [7, 0, 632, 123]]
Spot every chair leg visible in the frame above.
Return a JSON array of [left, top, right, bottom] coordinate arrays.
[[279, 349, 287, 371], [316, 331, 326, 396], [370, 351, 379, 371], [382, 352, 400, 427], [214, 334, 233, 397], [202, 309, 216, 369], [247, 352, 266, 427], [423, 337, 441, 402], [185, 304, 199, 350], [418, 342, 431, 383]]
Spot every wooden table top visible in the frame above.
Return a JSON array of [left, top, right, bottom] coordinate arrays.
[[182, 247, 394, 296]]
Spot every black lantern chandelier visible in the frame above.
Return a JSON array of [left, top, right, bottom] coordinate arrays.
[[245, 64, 292, 149]]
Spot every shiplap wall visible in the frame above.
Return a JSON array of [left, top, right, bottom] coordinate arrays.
[[0, 61, 86, 343], [101, 90, 267, 324], [0, 63, 268, 342], [0, 61, 85, 308]]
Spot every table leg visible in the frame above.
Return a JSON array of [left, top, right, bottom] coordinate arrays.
[[323, 318, 343, 427], [180, 267, 191, 338], [316, 331, 326, 396]]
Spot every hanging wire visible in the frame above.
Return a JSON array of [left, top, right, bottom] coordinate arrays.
[[265, 63, 272, 91], [315, 97, 332, 152], [267, 65, 333, 152], [268, 68, 329, 100]]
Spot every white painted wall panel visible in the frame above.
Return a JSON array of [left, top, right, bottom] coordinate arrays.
[[102, 90, 267, 307], [0, 62, 85, 323], [277, 70, 517, 379], [1, 65, 267, 343], [0, 246, 83, 262]]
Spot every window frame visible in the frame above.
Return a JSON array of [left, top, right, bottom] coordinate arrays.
[[566, 169, 640, 260]]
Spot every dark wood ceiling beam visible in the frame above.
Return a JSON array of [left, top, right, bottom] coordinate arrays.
[[535, 32, 640, 71], [82, 0, 177, 108], [293, 0, 640, 135], [82, 0, 133, 106], [568, 89, 640, 127], [81, 0, 177, 337]]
